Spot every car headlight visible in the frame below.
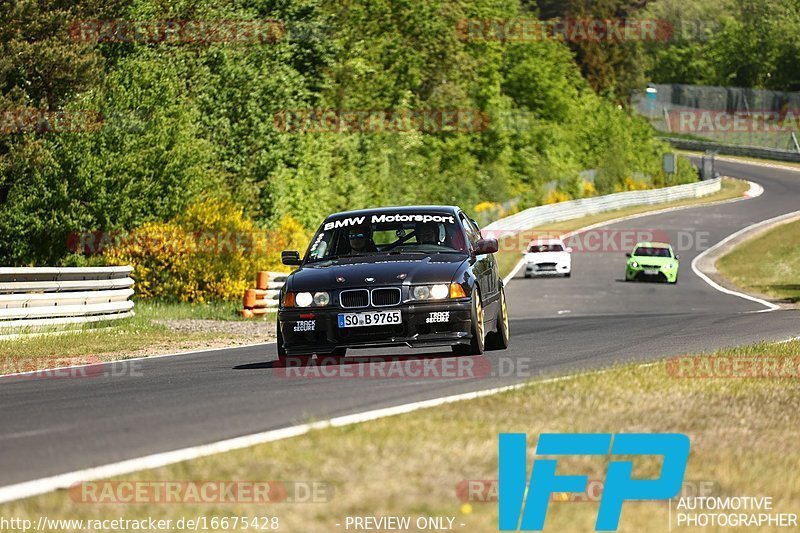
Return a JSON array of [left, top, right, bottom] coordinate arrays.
[[290, 291, 329, 307], [413, 286, 430, 299], [412, 284, 451, 300], [630, 261, 639, 268], [295, 292, 313, 307], [430, 284, 449, 299]]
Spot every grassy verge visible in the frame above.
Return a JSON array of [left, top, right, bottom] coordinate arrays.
[[4, 339, 798, 532], [134, 300, 245, 321], [716, 217, 800, 303], [0, 301, 275, 366], [496, 177, 749, 278]]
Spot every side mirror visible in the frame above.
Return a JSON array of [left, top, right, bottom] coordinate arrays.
[[566, 247, 573, 253], [625, 253, 631, 258], [474, 238, 498, 254], [281, 250, 301, 266], [675, 254, 680, 260]]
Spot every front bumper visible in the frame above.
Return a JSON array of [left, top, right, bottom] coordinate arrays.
[[626, 266, 678, 282], [525, 262, 571, 276], [278, 300, 472, 355]]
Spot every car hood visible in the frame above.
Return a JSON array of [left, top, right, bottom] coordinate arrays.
[[630, 255, 676, 266], [288, 254, 468, 290], [524, 251, 570, 263]]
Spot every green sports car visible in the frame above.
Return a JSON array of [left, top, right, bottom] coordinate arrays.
[[625, 242, 679, 284]]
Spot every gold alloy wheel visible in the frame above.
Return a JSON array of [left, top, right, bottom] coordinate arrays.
[[500, 289, 509, 341], [475, 291, 484, 341]]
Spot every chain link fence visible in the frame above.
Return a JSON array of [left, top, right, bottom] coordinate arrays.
[[634, 83, 800, 153]]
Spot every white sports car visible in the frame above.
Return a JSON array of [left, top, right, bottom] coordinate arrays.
[[523, 238, 572, 278]]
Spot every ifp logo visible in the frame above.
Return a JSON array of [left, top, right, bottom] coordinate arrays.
[[498, 433, 690, 531]]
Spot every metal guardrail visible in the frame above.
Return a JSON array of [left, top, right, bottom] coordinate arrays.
[[0, 266, 135, 331], [662, 138, 800, 163], [483, 178, 722, 233]]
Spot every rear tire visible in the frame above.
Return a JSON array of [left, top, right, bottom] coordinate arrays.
[[485, 286, 509, 351], [452, 289, 485, 356], [564, 272, 571, 278]]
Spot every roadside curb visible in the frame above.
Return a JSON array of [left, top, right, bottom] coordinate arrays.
[[692, 210, 800, 311]]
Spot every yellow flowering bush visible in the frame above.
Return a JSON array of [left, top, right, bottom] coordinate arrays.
[[473, 201, 498, 213], [544, 190, 572, 204], [104, 199, 310, 302], [623, 177, 652, 191]]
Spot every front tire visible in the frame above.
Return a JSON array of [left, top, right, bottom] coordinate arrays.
[[276, 320, 311, 367], [452, 289, 485, 356], [485, 286, 509, 351]]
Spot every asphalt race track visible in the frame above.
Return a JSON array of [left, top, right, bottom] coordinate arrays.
[[1, 159, 799, 490]]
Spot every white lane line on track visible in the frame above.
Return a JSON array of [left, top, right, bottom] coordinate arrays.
[[0, 167, 787, 503], [0, 341, 276, 380], [1, 359, 676, 504], [0, 378, 543, 504], [502, 178, 761, 287], [690, 209, 800, 313]]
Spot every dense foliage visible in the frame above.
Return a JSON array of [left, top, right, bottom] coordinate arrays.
[[643, 0, 800, 91], [1, 0, 692, 290]]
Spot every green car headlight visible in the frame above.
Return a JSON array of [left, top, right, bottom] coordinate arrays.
[[630, 261, 639, 268]]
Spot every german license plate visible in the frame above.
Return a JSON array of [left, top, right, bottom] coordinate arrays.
[[338, 310, 402, 328], [644, 269, 659, 276]]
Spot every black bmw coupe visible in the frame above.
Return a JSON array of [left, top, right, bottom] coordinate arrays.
[[276, 205, 509, 364]]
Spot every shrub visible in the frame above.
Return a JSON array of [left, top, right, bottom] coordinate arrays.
[[103, 199, 309, 302]]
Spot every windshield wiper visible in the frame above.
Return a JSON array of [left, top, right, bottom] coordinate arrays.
[[381, 250, 427, 255], [307, 253, 369, 263]]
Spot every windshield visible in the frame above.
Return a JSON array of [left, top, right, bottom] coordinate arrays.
[[528, 244, 564, 253], [633, 247, 672, 258], [305, 212, 468, 262]]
